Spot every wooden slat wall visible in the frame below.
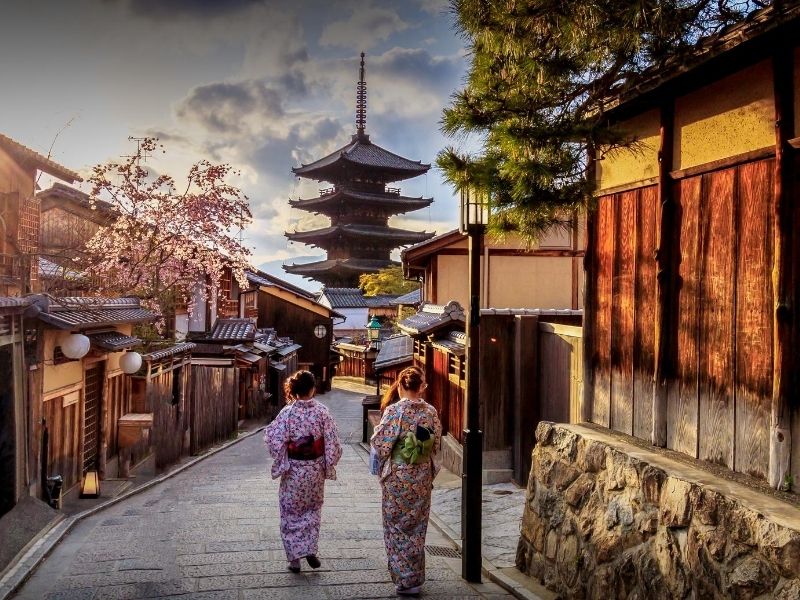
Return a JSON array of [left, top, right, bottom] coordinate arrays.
[[698, 169, 736, 468], [150, 365, 189, 470], [735, 160, 773, 479], [190, 365, 238, 454], [480, 315, 515, 450], [105, 374, 129, 458], [429, 349, 449, 436], [43, 395, 81, 491], [538, 325, 583, 425], [590, 158, 779, 482], [610, 192, 636, 434], [592, 197, 614, 426], [668, 176, 701, 457], [634, 187, 658, 440]]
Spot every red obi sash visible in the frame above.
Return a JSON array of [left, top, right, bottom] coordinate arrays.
[[287, 435, 324, 460]]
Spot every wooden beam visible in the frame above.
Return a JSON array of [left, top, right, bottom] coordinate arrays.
[[581, 147, 596, 424], [652, 101, 675, 448], [769, 47, 794, 490], [669, 146, 774, 181]]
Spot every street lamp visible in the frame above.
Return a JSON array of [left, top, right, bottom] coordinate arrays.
[[460, 186, 488, 583], [366, 315, 382, 395], [366, 315, 381, 349]]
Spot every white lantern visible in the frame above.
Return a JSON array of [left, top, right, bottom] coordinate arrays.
[[60, 333, 91, 359], [120, 351, 143, 375]]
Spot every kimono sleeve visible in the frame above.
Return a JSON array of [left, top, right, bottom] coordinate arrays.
[[430, 405, 443, 477], [264, 409, 290, 480], [370, 403, 401, 462], [322, 409, 342, 480]]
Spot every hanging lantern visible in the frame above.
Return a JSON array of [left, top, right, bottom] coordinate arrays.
[[120, 351, 143, 375], [60, 333, 91, 359]]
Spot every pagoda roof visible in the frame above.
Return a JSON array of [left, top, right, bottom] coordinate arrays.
[[292, 134, 430, 183], [284, 257, 397, 277], [286, 224, 434, 246], [290, 188, 432, 215]]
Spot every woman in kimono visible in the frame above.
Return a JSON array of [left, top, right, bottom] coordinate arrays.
[[370, 366, 442, 596], [264, 370, 342, 573]]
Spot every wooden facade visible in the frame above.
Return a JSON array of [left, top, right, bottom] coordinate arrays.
[[585, 21, 800, 490], [190, 360, 239, 454]]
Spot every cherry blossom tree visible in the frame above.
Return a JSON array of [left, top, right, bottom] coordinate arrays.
[[84, 138, 252, 334]]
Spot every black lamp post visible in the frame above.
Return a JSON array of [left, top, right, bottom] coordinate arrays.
[[460, 186, 488, 582]]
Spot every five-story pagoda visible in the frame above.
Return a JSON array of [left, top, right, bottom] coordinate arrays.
[[284, 53, 434, 288]]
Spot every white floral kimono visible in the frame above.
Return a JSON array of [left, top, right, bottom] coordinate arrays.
[[264, 399, 342, 561]]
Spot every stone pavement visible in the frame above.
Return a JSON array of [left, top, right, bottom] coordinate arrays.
[[12, 383, 511, 600]]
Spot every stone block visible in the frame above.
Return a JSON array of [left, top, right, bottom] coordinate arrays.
[[774, 578, 800, 600], [755, 521, 800, 579], [547, 461, 581, 492], [640, 465, 666, 505], [578, 440, 607, 473], [725, 556, 778, 599], [691, 487, 721, 526], [552, 428, 579, 462], [536, 421, 554, 445], [659, 477, 693, 528], [564, 474, 595, 509]]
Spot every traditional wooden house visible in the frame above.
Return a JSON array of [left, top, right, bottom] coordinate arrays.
[[0, 134, 80, 297], [402, 227, 584, 309], [37, 297, 157, 496], [242, 271, 337, 391], [580, 4, 800, 492], [0, 298, 33, 518], [516, 7, 800, 598]]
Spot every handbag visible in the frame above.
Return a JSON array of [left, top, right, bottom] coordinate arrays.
[[369, 446, 381, 475]]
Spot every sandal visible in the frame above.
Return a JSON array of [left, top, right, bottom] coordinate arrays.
[[287, 559, 301, 573], [306, 554, 321, 569]]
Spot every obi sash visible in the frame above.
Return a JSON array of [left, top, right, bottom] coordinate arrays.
[[287, 435, 324, 460], [391, 425, 434, 465]]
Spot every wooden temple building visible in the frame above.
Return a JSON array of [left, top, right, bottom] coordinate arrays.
[[284, 54, 434, 287]]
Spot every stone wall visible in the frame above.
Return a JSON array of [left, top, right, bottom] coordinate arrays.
[[517, 422, 800, 599]]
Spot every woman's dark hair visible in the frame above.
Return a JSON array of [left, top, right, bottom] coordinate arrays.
[[381, 366, 425, 412], [284, 370, 316, 402]]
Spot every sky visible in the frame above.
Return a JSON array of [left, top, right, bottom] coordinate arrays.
[[0, 0, 471, 290]]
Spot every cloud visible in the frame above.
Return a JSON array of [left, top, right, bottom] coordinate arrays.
[[114, 0, 264, 18], [176, 80, 284, 136], [416, 0, 450, 15], [320, 6, 409, 50]]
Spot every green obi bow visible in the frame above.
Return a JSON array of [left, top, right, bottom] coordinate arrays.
[[392, 429, 434, 465]]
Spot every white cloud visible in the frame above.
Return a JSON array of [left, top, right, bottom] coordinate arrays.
[[320, 6, 409, 49]]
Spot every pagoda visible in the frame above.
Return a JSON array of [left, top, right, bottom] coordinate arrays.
[[284, 53, 434, 288]]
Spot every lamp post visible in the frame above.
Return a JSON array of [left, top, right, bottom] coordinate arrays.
[[459, 187, 488, 582], [366, 315, 382, 393]]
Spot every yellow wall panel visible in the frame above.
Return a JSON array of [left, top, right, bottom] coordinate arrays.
[[488, 256, 574, 309], [596, 109, 660, 192], [675, 60, 774, 170]]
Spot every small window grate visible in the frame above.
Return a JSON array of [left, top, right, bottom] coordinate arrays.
[[425, 545, 461, 558]]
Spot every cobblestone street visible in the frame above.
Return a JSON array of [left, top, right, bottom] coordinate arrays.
[[12, 384, 511, 600]]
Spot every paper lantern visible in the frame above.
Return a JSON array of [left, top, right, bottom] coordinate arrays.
[[60, 333, 90, 359], [120, 351, 143, 375]]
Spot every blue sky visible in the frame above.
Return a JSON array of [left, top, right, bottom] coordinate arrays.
[[0, 0, 471, 287]]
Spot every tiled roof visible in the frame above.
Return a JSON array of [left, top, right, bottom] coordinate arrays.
[[397, 301, 466, 336], [290, 189, 432, 215], [284, 258, 397, 276], [320, 288, 368, 308], [0, 134, 81, 183], [293, 135, 429, 181], [37, 183, 114, 215], [245, 270, 316, 300], [39, 257, 83, 280], [0, 297, 32, 310], [391, 289, 421, 306], [374, 334, 414, 370], [365, 295, 399, 309], [206, 318, 256, 342], [144, 342, 196, 362], [39, 297, 157, 330], [286, 223, 433, 245], [430, 331, 466, 356], [88, 331, 142, 351]]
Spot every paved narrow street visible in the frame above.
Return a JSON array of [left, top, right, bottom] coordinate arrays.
[[13, 383, 511, 600]]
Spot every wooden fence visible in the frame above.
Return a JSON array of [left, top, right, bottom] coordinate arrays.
[[190, 363, 239, 454], [537, 323, 583, 425]]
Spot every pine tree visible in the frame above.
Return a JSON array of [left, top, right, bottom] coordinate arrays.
[[438, 0, 764, 242]]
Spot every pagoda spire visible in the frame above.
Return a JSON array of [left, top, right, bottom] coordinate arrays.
[[356, 52, 367, 138]]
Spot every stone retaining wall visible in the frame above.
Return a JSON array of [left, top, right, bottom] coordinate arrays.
[[516, 422, 800, 599]]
